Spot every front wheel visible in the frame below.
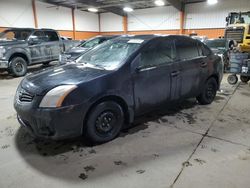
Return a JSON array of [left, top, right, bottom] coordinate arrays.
[[197, 77, 218, 105], [240, 76, 250, 83], [84, 101, 124, 144], [9, 57, 28, 77]]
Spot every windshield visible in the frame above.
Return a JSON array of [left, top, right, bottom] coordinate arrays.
[[229, 12, 250, 24], [0, 30, 32, 41], [77, 38, 143, 70], [79, 37, 107, 48], [205, 40, 226, 49]]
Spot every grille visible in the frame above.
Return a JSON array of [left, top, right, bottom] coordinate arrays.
[[18, 89, 34, 102], [225, 28, 245, 43]]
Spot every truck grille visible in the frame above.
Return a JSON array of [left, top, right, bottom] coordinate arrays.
[[18, 89, 34, 102], [225, 27, 244, 43]]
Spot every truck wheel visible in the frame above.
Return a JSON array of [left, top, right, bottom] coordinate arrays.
[[9, 57, 27, 77], [240, 76, 250, 83], [227, 74, 238, 85], [197, 77, 218, 105], [84, 101, 124, 144]]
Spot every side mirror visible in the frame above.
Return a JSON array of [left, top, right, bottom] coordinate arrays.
[[28, 36, 42, 45]]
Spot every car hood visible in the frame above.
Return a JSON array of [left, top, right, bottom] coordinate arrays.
[[21, 63, 110, 95], [0, 39, 26, 47]]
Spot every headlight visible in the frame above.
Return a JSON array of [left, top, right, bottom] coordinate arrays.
[[0, 47, 6, 58], [39, 85, 77, 108]]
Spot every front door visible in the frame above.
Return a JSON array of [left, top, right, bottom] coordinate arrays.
[[28, 31, 50, 64], [132, 38, 179, 115]]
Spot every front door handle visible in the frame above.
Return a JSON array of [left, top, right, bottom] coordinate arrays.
[[200, 62, 207, 68], [171, 71, 180, 77]]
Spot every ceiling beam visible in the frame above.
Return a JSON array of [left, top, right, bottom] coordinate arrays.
[[75, 0, 125, 16], [167, 0, 184, 11]]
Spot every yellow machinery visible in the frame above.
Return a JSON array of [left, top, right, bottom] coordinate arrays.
[[225, 12, 250, 52]]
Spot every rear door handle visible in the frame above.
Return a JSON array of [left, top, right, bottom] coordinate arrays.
[[200, 62, 207, 67], [171, 71, 180, 77]]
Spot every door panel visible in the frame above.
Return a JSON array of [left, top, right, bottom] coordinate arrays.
[[44, 31, 61, 61], [133, 65, 172, 114], [28, 31, 50, 64], [132, 38, 179, 115], [175, 37, 204, 98]]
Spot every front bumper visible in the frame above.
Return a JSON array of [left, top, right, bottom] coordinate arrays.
[[0, 59, 8, 69], [14, 95, 87, 140]]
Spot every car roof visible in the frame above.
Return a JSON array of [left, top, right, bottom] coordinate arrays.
[[115, 34, 196, 42], [5, 28, 57, 32]]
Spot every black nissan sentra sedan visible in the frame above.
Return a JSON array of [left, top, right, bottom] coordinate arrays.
[[14, 35, 223, 143]]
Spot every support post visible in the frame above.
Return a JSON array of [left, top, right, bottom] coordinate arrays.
[[32, 0, 38, 28], [72, 8, 76, 40], [123, 16, 128, 34]]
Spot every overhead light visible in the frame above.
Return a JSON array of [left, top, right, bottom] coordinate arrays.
[[154, 0, 165, 6], [88, 8, 98, 13], [123, 7, 134, 12], [207, 0, 218, 5]]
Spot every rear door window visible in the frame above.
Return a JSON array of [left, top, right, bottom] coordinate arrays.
[[139, 38, 176, 68], [175, 38, 200, 61], [44, 31, 59, 41]]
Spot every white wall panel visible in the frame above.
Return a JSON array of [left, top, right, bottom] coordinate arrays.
[[185, 0, 250, 29], [100, 13, 123, 32], [128, 6, 180, 31], [0, 0, 34, 28], [36, 1, 72, 30], [75, 10, 99, 31]]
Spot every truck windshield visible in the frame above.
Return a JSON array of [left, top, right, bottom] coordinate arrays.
[[79, 37, 104, 48], [77, 39, 143, 70], [229, 12, 250, 24], [0, 30, 32, 41]]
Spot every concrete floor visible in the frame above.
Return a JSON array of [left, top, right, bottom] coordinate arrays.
[[0, 66, 250, 188]]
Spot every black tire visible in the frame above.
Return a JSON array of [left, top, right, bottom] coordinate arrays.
[[227, 74, 238, 85], [84, 101, 124, 143], [197, 77, 218, 105], [240, 76, 250, 83], [9, 57, 27, 77]]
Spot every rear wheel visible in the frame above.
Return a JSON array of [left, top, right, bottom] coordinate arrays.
[[84, 101, 124, 144], [240, 76, 250, 83], [9, 57, 27, 77], [197, 77, 218, 105]]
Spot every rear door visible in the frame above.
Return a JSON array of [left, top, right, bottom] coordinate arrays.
[[175, 37, 205, 98], [44, 30, 61, 61], [132, 37, 179, 115]]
